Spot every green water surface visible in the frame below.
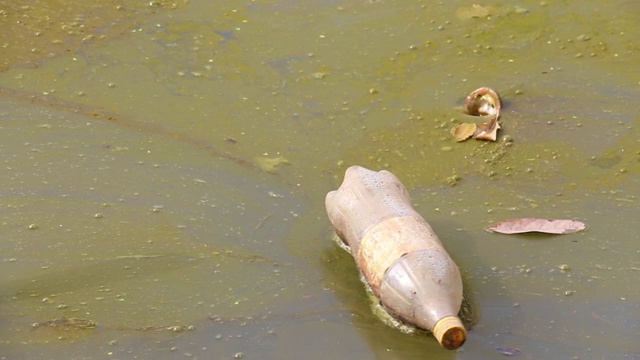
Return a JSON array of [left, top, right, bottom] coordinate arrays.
[[1, 1, 639, 359]]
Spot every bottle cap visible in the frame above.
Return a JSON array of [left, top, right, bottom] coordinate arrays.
[[432, 316, 466, 350]]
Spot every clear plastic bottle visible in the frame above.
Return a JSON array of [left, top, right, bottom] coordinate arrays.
[[325, 165, 466, 349]]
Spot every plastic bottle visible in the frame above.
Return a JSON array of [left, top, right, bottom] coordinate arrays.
[[325, 165, 466, 350]]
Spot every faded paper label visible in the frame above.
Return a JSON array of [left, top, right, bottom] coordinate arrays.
[[356, 215, 445, 294]]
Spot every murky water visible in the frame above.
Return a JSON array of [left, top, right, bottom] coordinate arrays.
[[1, 1, 639, 359]]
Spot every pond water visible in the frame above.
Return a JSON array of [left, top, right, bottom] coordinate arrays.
[[1, 1, 639, 359]]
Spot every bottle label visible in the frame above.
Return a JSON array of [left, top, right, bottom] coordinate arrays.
[[356, 215, 445, 295]]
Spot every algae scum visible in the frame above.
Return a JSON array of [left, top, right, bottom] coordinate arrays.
[[1, 1, 639, 359]]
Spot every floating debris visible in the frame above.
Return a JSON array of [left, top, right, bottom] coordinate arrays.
[[326, 166, 467, 350], [32, 317, 97, 330], [487, 218, 587, 235], [465, 87, 501, 141], [453, 87, 502, 142], [451, 122, 477, 142], [496, 346, 522, 356]]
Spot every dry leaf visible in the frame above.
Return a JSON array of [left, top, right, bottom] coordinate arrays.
[[451, 122, 477, 142], [474, 116, 501, 141], [487, 218, 587, 235]]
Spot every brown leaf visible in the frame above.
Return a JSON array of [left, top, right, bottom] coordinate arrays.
[[474, 116, 501, 141], [451, 122, 477, 142], [487, 218, 587, 235]]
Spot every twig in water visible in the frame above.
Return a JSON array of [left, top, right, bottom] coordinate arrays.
[[254, 214, 272, 231]]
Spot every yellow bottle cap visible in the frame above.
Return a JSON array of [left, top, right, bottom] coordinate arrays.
[[433, 316, 467, 350]]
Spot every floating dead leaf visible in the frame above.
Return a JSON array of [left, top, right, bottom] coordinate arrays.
[[451, 122, 477, 142], [456, 4, 493, 20], [496, 346, 522, 356], [474, 116, 501, 141], [487, 218, 587, 235]]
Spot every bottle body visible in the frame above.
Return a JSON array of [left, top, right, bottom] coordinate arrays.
[[325, 165, 466, 349], [380, 246, 465, 349]]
